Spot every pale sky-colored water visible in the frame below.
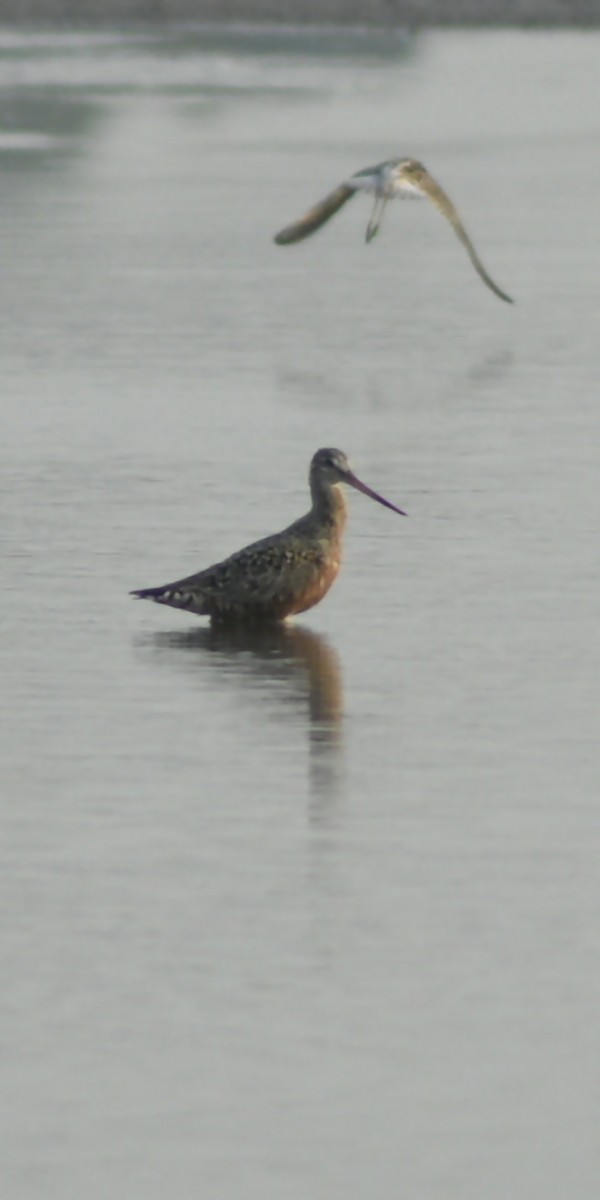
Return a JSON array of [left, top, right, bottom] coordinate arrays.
[[1, 25, 599, 1200]]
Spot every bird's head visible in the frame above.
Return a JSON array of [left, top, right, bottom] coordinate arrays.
[[310, 448, 406, 515]]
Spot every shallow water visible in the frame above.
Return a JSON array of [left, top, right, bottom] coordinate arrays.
[[1, 25, 599, 1200]]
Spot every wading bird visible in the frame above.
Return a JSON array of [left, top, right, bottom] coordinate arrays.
[[131, 448, 406, 625], [274, 157, 513, 304]]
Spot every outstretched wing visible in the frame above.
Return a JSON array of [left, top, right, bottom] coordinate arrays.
[[404, 162, 514, 304], [274, 183, 355, 245]]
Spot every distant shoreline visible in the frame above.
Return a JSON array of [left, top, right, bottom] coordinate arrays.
[[0, 2, 598, 28]]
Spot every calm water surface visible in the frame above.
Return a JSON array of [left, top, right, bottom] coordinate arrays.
[[1, 25, 599, 1200]]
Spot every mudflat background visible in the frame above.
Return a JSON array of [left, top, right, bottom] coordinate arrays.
[[0, 0, 599, 27]]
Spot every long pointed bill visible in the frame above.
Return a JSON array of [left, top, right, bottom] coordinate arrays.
[[345, 470, 407, 515]]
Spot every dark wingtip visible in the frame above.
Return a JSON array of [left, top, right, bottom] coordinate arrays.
[[273, 229, 297, 246], [130, 587, 158, 600]]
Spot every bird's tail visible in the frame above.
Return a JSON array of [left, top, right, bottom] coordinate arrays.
[[131, 585, 167, 600], [274, 184, 355, 244], [130, 582, 206, 614]]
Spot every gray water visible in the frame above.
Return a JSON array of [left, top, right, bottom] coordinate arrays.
[[1, 25, 599, 1200]]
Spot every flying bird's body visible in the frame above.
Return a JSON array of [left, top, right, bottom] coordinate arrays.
[[131, 449, 406, 626], [274, 157, 513, 304]]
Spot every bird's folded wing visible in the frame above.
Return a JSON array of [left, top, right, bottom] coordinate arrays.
[[413, 166, 514, 304], [274, 184, 355, 244]]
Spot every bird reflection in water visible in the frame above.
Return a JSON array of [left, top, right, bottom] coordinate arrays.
[[144, 622, 344, 801]]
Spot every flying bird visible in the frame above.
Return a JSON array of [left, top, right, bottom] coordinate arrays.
[[274, 157, 513, 304], [131, 448, 406, 625]]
